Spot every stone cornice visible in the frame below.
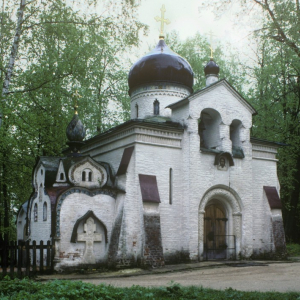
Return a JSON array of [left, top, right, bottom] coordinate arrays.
[[252, 144, 278, 161], [131, 89, 189, 101], [82, 122, 183, 155]]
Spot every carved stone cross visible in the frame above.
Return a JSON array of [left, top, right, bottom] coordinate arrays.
[[77, 217, 102, 264]]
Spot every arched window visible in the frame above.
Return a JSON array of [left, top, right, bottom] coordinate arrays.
[[135, 103, 139, 118], [43, 202, 47, 221], [169, 168, 173, 205], [153, 99, 159, 115], [34, 203, 38, 222], [199, 109, 222, 150], [82, 168, 92, 182], [39, 184, 43, 202], [230, 119, 244, 158]]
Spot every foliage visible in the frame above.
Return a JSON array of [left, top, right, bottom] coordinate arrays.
[[286, 243, 300, 257], [165, 31, 247, 94], [0, 278, 299, 300], [0, 0, 147, 242], [244, 2, 300, 243]]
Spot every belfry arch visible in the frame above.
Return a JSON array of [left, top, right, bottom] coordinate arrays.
[[198, 186, 242, 261]]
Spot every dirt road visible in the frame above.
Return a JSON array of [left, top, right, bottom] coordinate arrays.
[[78, 262, 300, 292]]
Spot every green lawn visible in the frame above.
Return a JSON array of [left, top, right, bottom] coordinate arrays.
[[0, 277, 299, 300]]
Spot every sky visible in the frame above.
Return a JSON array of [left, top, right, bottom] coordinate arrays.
[[135, 0, 261, 59]]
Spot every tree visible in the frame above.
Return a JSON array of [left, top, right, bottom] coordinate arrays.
[[166, 31, 247, 94], [247, 33, 300, 243], [0, 0, 147, 251]]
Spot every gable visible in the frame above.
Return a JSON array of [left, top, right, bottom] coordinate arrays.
[[168, 80, 257, 124], [34, 157, 60, 189], [191, 80, 256, 114], [55, 160, 67, 183], [68, 156, 107, 188]]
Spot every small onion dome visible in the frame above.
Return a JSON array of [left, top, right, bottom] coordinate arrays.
[[66, 114, 86, 142], [204, 58, 220, 76], [128, 39, 194, 95]]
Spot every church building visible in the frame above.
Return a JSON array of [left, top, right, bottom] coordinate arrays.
[[17, 21, 286, 271]]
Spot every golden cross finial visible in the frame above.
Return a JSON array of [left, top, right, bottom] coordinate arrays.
[[155, 5, 170, 39], [72, 90, 82, 115], [209, 30, 216, 59]]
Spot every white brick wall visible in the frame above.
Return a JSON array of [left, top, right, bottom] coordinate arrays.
[[55, 193, 115, 268], [30, 194, 52, 243], [21, 80, 281, 266]]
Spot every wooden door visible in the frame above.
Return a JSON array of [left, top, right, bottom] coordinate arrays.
[[204, 204, 227, 259]]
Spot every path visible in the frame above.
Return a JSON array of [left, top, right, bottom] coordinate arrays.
[[76, 262, 300, 292]]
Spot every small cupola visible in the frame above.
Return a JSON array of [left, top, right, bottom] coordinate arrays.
[[204, 58, 219, 86], [66, 91, 86, 154]]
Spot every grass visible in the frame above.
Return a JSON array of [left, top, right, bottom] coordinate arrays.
[[286, 243, 300, 257], [0, 277, 299, 300]]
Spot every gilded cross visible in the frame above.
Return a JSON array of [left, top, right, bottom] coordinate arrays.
[[155, 5, 170, 38], [72, 90, 82, 115], [209, 31, 216, 59], [77, 217, 102, 264]]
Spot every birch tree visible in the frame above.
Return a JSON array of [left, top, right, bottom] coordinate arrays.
[[0, 0, 27, 128], [0, 0, 146, 249]]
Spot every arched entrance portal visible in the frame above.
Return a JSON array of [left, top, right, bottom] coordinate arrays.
[[204, 201, 228, 259], [199, 186, 242, 261]]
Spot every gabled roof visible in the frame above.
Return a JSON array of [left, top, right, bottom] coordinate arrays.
[[39, 157, 61, 169], [167, 79, 257, 115]]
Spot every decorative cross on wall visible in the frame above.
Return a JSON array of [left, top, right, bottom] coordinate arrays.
[[77, 217, 102, 264]]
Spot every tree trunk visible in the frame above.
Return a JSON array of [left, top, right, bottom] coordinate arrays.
[[283, 154, 300, 243], [1, 0, 26, 128]]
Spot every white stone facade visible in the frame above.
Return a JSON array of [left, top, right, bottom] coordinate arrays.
[[17, 77, 285, 270]]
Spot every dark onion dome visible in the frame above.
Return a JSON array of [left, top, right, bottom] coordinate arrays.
[[128, 39, 194, 94], [66, 113, 86, 142], [204, 58, 220, 76]]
